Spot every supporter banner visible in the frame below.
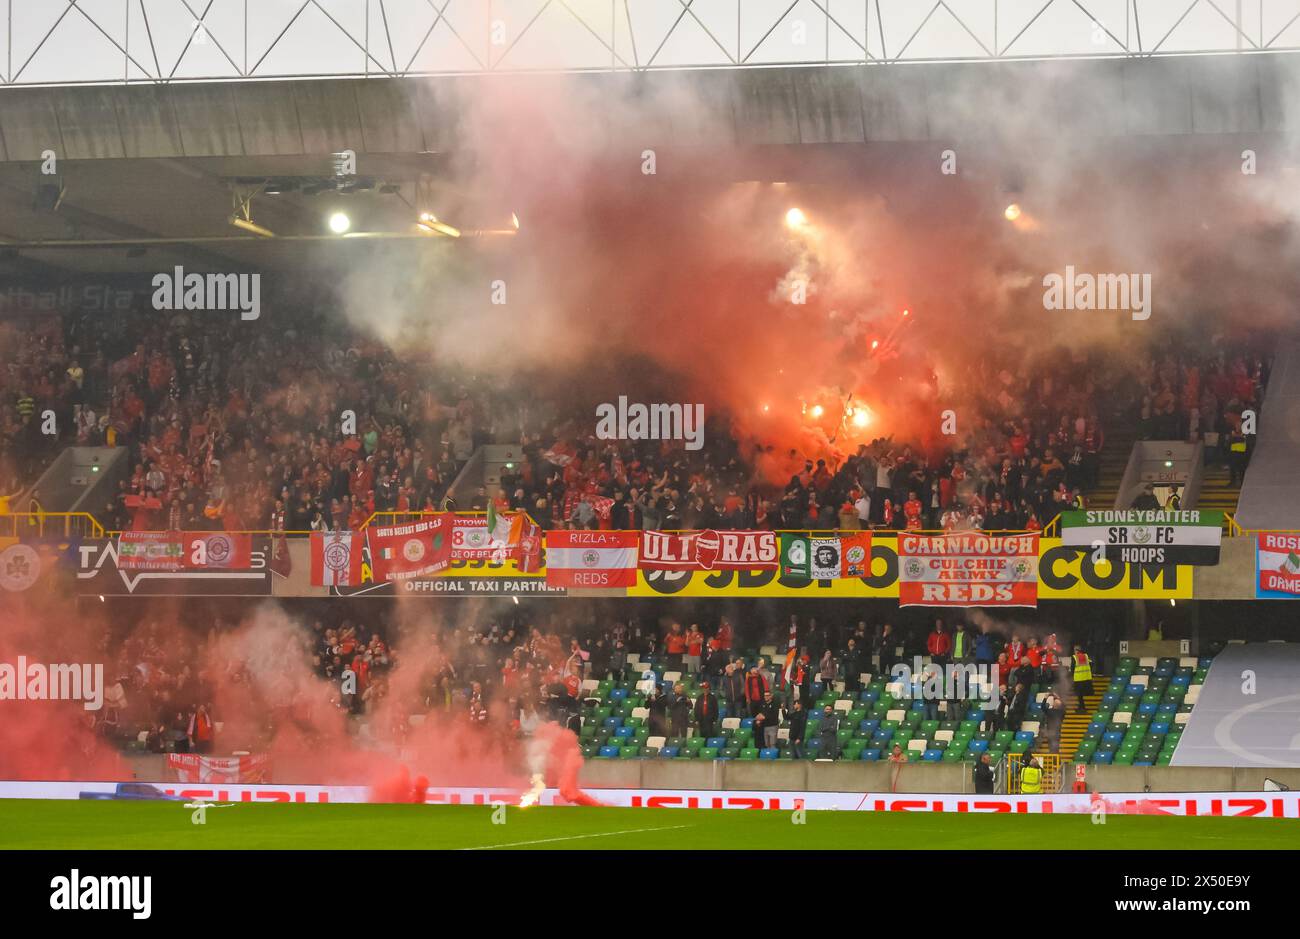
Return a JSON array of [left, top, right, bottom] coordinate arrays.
[[324, 552, 563, 598], [164, 753, 272, 784], [639, 529, 779, 571], [117, 531, 254, 571], [76, 538, 273, 596], [898, 533, 1039, 608], [6, 780, 1298, 817], [310, 531, 365, 586], [779, 533, 872, 579], [117, 531, 183, 570], [1255, 533, 1300, 598], [184, 532, 253, 569], [0, 536, 80, 592], [627, 537, 1191, 600], [368, 516, 453, 582], [546, 530, 638, 589], [1061, 510, 1223, 566]]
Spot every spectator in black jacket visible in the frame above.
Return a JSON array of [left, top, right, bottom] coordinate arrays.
[[721, 663, 745, 718], [974, 753, 995, 794], [753, 691, 780, 750], [842, 638, 865, 694], [786, 699, 807, 759], [694, 682, 719, 741]]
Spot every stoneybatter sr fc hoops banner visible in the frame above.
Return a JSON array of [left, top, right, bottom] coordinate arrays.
[[897, 533, 1039, 607], [1061, 510, 1223, 565]]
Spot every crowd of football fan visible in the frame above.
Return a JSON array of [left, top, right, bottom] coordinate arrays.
[[85, 603, 1108, 761], [0, 306, 1269, 534]]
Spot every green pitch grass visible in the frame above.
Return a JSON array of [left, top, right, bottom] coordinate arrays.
[[0, 799, 1295, 849]]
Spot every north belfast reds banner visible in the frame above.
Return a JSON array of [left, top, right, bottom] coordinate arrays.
[[546, 531, 637, 589], [1256, 533, 1300, 598], [367, 516, 452, 582], [1061, 510, 1223, 565], [898, 533, 1039, 607], [639, 529, 779, 571]]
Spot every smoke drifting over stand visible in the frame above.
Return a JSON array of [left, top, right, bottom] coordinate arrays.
[[332, 66, 1300, 465]]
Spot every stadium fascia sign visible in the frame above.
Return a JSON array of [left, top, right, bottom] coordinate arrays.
[[626, 537, 1192, 600], [1060, 510, 1223, 566], [76, 538, 272, 596], [1255, 532, 1300, 598], [5, 781, 1298, 817]]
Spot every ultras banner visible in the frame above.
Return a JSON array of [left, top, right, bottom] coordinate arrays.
[[638, 529, 779, 571], [897, 533, 1039, 607]]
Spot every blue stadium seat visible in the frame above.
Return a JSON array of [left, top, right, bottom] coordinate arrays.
[[923, 749, 943, 762], [1092, 750, 1114, 764], [1014, 731, 1036, 744], [967, 740, 989, 754], [615, 726, 634, 739], [759, 748, 779, 760], [1102, 731, 1124, 745], [659, 746, 679, 758], [707, 736, 727, 749], [740, 718, 754, 729], [1087, 721, 1106, 735], [1138, 702, 1158, 717], [860, 719, 879, 735], [1149, 721, 1169, 735], [603, 716, 623, 729], [609, 688, 628, 702], [861, 748, 881, 761], [599, 745, 620, 758]]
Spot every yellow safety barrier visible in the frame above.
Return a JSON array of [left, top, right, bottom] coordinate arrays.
[[1006, 753, 1065, 794], [0, 512, 104, 539]]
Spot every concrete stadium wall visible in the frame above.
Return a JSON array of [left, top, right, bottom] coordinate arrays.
[[2, 54, 1296, 162]]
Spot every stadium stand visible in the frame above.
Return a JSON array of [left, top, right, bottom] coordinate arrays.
[[1072, 653, 1215, 767]]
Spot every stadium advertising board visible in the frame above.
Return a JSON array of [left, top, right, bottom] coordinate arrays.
[[897, 533, 1038, 608], [5, 781, 1298, 817], [76, 538, 272, 596], [627, 537, 1192, 600], [1255, 533, 1300, 598], [1060, 510, 1223, 565]]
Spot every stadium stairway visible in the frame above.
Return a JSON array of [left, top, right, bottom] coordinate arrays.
[[1043, 677, 1111, 757], [1086, 425, 1137, 510], [1194, 458, 1242, 516]]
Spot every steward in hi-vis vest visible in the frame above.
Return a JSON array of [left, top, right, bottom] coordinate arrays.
[[1021, 759, 1043, 794], [1071, 646, 1094, 714]]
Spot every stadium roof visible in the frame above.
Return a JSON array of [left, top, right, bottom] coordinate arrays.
[[1, 0, 1300, 87]]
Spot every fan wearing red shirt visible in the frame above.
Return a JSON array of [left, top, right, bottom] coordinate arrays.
[[904, 491, 924, 531], [926, 622, 952, 663]]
